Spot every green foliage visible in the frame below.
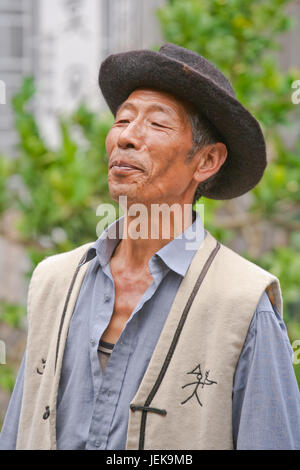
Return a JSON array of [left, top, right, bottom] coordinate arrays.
[[1, 76, 116, 271], [0, 365, 17, 394], [0, 301, 26, 329], [0, 156, 14, 214], [157, 0, 298, 126]]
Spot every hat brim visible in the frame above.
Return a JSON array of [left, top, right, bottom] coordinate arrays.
[[99, 49, 266, 200]]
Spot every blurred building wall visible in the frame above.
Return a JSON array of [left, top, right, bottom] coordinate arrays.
[[0, 0, 36, 152], [7, 0, 166, 147]]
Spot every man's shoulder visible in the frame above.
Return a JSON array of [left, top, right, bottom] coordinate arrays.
[[32, 241, 95, 280], [26, 242, 96, 324], [211, 233, 274, 279], [206, 232, 282, 315]]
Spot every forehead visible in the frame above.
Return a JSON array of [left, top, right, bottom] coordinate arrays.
[[118, 88, 191, 122]]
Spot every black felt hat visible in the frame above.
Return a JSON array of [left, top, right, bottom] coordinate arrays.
[[99, 43, 266, 200]]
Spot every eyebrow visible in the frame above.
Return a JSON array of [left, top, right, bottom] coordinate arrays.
[[116, 101, 177, 119]]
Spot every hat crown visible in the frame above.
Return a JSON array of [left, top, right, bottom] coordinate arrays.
[[159, 43, 235, 98]]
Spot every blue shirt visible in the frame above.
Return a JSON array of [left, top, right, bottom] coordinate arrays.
[[1, 214, 300, 450]]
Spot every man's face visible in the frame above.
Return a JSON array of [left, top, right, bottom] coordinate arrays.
[[106, 88, 200, 206]]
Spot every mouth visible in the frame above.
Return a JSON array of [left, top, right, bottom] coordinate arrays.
[[109, 160, 143, 173]]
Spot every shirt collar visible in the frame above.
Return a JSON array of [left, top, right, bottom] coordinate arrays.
[[154, 211, 205, 277], [89, 216, 125, 268], [85, 211, 205, 276]]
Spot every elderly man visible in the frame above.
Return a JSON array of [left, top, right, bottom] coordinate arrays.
[[1, 43, 300, 450]]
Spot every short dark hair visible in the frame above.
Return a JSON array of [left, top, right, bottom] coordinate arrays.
[[186, 107, 225, 205]]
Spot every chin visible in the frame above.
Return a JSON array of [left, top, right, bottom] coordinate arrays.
[[109, 185, 134, 202], [109, 188, 150, 208]]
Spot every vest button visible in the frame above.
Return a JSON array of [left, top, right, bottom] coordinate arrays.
[[43, 406, 50, 420]]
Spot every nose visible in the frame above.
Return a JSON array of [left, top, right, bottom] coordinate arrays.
[[117, 120, 143, 150]]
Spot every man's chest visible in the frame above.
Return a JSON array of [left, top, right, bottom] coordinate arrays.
[[101, 266, 154, 344]]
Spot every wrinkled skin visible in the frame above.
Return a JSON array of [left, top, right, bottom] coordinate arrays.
[[106, 88, 226, 208]]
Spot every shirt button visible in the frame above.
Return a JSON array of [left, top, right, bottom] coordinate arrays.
[[90, 338, 95, 346], [104, 294, 110, 302], [95, 441, 100, 448]]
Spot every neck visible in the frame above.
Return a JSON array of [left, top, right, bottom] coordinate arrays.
[[112, 203, 196, 269]]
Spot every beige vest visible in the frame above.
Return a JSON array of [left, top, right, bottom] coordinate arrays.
[[16, 232, 282, 450]]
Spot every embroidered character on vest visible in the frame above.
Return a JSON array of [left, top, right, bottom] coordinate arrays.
[[181, 364, 217, 407]]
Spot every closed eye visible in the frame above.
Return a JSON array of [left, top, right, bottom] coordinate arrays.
[[116, 119, 130, 124], [152, 122, 167, 128]]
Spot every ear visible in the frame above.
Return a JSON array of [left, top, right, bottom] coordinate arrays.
[[193, 142, 227, 184]]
